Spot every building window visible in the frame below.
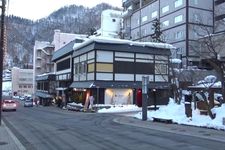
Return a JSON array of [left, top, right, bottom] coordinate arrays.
[[194, 0, 198, 5], [142, 16, 148, 23], [174, 31, 184, 39], [88, 63, 95, 73], [96, 63, 113, 72], [155, 64, 168, 74], [56, 58, 70, 71], [151, 11, 157, 18], [74, 63, 79, 74], [174, 15, 183, 23], [162, 5, 169, 14], [162, 20, 169, 27], [80, 62, 87, 74], [194, 14, 200, 23], [175, 0, 183, 8]]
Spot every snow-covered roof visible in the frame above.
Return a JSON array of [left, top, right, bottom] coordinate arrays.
[[73, 36, 175, 50], [170, 58, 182, 64], [102, 9, 122, 17]]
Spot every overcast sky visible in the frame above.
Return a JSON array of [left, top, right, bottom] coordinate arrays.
[[7, 0, 122, 21]]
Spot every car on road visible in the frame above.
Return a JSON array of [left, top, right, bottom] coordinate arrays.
[[2, 99, 17, 111], [24, 99, 33, 107]]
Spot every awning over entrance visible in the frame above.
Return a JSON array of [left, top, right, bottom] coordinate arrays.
[[70, 81, 170, 89], [36, 91, 53, 98]]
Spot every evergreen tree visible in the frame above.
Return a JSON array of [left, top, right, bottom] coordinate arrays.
[[151, 18, 165, 43]]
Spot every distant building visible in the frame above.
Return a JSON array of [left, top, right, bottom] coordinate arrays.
[[33, 41, 55, 98], [52, 29, 87, 51], [33, 30, 88, 105], [12, 67, 33, 96]]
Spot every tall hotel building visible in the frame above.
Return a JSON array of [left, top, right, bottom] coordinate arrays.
[[122, 0, 214, 67], [214, 0, 225, 33]]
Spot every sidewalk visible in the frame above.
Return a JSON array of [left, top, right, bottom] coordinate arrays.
[[0, 121, 25, 150]]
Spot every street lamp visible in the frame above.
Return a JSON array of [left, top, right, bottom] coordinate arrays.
[[152, 89, 157, 111]]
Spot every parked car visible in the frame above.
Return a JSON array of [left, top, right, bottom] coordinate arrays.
[[19, 96, 25, 101], [2, 99, 17, 111], [24, 99, 33, 107]]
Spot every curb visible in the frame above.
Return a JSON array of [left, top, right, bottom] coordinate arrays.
[[2, 121, 26, 150]]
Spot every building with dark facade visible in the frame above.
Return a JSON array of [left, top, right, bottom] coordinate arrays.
[[70, 37, 173, 106], [36, 73, 56, 106], [52, 38, 85, 105]]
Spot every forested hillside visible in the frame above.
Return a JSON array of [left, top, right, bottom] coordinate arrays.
[[5, 3, 119, 68]]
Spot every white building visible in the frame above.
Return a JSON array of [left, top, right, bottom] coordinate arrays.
[[12, 67, 33, 96], [33, 41, 54, 97], [95, 9, 123, 38], [52, 29, 87, 51]]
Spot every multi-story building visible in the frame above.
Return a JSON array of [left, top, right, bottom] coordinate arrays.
[[70, 37, 173, 106], [122, 0, 214, 67], [33, 41, 55, 98], [52, 38, 86, 104], [11, 67, 33, 96], [33, 30, 88, 105], [52, 29, 87, 51], [214, 0, 225, 33]]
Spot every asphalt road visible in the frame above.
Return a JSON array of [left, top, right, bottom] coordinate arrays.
[[2, 100, 225, 150]]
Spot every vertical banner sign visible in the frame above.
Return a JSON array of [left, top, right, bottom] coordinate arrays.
[[142, 76, 149, 121]]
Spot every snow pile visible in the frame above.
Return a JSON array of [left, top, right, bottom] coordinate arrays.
[[195, 75, 221, 88], [98, 105, 141, 113], [97, 98, 225, 130], [2, 81, 12, 91], [170, 58, 182, 64], [2, 81, 12, 96], [73, 36, 175, 50], [133, 99, 225, 130]]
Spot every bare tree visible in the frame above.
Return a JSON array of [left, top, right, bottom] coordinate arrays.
[[190, 15, 225, 108]]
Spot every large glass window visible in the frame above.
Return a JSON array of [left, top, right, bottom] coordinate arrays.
[[88, 63, 95, 73], [56, 58, 70, 71], [175, 0, 183, 8], [155, 55, 168, 76], [142, 16, 148, 23], [174, 31, 184, 40], [174, 15, 183, 23], [162, 5, 169, 14], [96, 63, 113, 72], [162, 20, 169, 27], [151, 11, 157, 18], [194, 0, 198, 5], [96, 51, 113, 62]]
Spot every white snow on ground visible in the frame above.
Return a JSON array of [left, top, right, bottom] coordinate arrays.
[[98, 105, 141, 113], [97, 98, 225, 130], [2, 81, 12, 96], [2, 81, 12, 91]]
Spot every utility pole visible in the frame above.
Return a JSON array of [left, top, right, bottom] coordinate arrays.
[[0, 0, 6, 126]]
